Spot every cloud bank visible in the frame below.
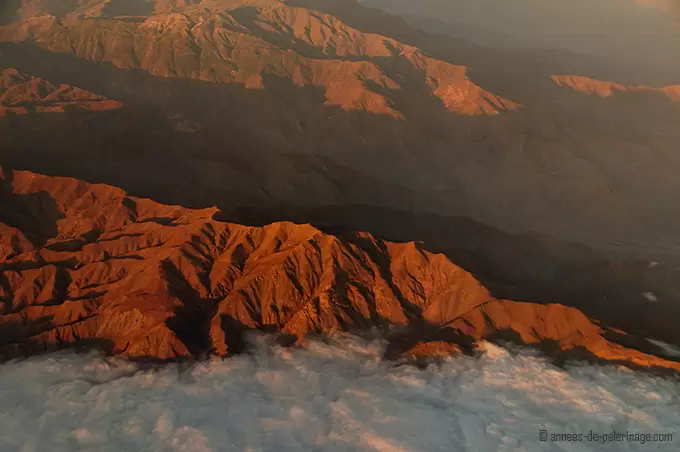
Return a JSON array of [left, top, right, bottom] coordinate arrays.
[[0, 335, 678, 451]]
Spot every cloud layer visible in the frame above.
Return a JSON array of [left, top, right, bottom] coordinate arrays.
[[0, 335, 678, 451]]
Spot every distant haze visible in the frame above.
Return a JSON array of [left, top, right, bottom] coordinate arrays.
[[361, 0, 680, 70]]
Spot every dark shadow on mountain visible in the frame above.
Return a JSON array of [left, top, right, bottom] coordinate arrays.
[[0, 169, 63, 247], [218, 313, 255, 356], [0, 314, 72, 362], [161, 258, 220, 358], [384, 321, 477, 361], [0, 314, 54, 348], [102, 0, 156, 18], [603, 328, 680, 364]]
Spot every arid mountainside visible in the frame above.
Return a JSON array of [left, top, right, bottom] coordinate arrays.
[[0, 0, 679, 372], [0, 0, 516, 117], [1, 0, 679, 255], [1, 166, 679, 373], [0, 67, 122, 115], [552, 75, 680, 102]]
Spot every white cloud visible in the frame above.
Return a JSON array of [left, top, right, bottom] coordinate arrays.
[[0, 335, 678, 451], [643, 292, 659, 302]]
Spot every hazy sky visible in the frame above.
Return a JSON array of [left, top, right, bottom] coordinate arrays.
[[362, 0, 680, 68], [362, 0, 680, 28]]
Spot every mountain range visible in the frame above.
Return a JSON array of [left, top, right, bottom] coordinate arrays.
[[2, 165, 680, 374], [1, 0, 679, 253], [0, 0, 679, 369]]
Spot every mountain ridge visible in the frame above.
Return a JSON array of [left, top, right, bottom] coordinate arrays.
[[552, 74, 680, 101], [1, 166, 679, 374], [0, 1, 519, 117], [0, 67, 122, 116]]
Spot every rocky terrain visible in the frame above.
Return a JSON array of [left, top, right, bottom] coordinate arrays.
[[0, 67, 122, 116], [0, 1, 678, 371], [0, 0, 679, 254], [0, 166, 679, 373]]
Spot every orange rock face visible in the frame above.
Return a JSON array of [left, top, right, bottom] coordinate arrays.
[[0, 68, 122, 116], [552, 75, 680, 102], [0, 1, 517, 117], [0, 166, 678, 372]]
